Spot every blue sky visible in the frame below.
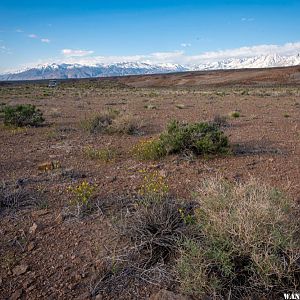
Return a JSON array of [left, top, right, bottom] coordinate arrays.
[[0, 0, 300, 72]]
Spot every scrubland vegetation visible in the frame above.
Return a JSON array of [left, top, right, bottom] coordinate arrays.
[[0, 77, 299, 299], [2, 104, 44, 127]]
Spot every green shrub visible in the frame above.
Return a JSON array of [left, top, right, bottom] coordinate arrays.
[[230, 111, 240, 118], [160, 120, 230, 155], [133, 120, 230, 160], [3, 104, 44, 127], [176, 239, 218, 297]]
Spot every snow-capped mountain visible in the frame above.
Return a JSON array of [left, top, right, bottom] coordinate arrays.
[[0, 62, 187, 81], [1, 54, 300, 81], [191, 53, 300, 70]]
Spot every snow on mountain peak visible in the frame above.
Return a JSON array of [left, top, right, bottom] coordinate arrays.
[[1, 53, 300, 81]]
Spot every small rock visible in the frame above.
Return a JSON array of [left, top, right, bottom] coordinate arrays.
[[38, 162, 55, 171], [95, 295, 103, 300], [29, 223, 38, 234], [175, 104, 186, 109], [12, 264, 28, 276], [56, 214, 64, 224], [27, 242, 35, 251], [149, 289, 190, 300], [9, 289, 23, 300], [145, 104, 157, 110], [74, 274, 81, 281]]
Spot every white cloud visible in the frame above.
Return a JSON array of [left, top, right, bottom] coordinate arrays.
[[151, 50, 184, 60], [28, 34, 38, 39], [0, 45, 12, 55], [189, 42, 300, 62], [6, 41, 300, 73], [241, 18, 254, 22], [41, 38, 50, 43], [16, 29, 23, 33], [181, 43, 191, 47], [58, 42, 300, 65], [62, 49, 94, 57]]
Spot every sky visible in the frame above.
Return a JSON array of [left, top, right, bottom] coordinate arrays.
[[0, 0, 300, 72]]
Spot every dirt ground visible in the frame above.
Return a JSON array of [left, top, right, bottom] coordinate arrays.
[[0, 66, 299, 299]]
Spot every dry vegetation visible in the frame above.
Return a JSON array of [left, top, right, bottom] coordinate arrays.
[[0, 68, 300, 299]]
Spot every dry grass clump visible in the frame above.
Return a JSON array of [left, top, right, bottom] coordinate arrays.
[[92, 197, 193, 299], [211, 114, 229, 128], [80, 109, 119, 134], [91, 176, 299, 299], [126, 172, 183, 266], [92, 172, 195, 298], [125, 198, 187, 266], [0, 182, 44, 213], [176, 177, 300, 298], [108, 113, 143, 135], [81, 109, 142, 135]]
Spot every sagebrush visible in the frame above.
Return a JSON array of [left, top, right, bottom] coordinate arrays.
[[81, 109, 141, 135], [3, 104, 44, 127], [133, 120, 230, 160], [176, 178, 300, 298]]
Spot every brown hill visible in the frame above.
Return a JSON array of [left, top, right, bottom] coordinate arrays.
[[117, 65, 300, 87]]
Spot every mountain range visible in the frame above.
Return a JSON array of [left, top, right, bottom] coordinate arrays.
[[1, 53, 300, 81]]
